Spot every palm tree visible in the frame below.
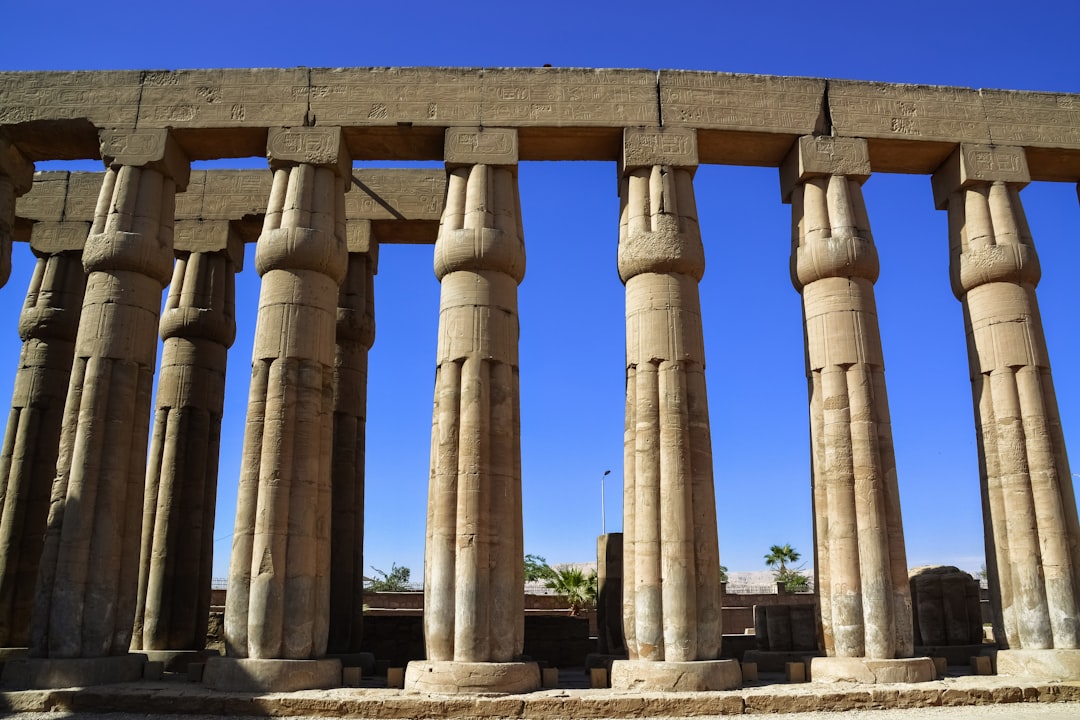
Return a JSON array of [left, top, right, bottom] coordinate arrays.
[[764, 544, 801, 574], [545, 567, 598, 616]]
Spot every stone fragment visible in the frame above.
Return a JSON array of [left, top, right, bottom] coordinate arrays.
[[785, 661, 806, 683]]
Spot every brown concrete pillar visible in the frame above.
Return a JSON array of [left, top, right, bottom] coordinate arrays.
[[610, 128, 739, 692], [132, 220, 240, 668], [782, 136, 932, 684], [8, 130, 189, 687], [932, 144, 1080, 680], [327, 220, 376, 655], [0, 240, 86, 650], [209, 128, 349, 692], [404, 128, 537, 694], [0, 137, 33, 288]]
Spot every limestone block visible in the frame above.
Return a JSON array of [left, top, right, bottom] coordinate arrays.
[[348, 170, 446, 221], [177, 170, 272, 221], [982, 88, 1080, 149], [541, 666, 559, 687], [779, 136, 870, 202], [621, 127, 697, 170], [0, 70, 142, 131], [741, 661, 758, 682], [590, 667, 607, 688], [26, 223, 88, 254], [267, 127, 351, 176], [811, 656, 935, 684], [785, 661, 806, 683], [970, 655, 993, 675], [203, 657, 342, 692], [135, 68, 309, 129], [174, 220, 245, 268], [444, 127, 518, 166], [403, 661, 540, 694], [994, 648, 1080, 681], [660, 71, 825, 134], [309, 67, 484, 127], [828, 80, 990, 144], [610, 659, 741, 692], [342, 666, 362, 687], [386, 666, 404, 688], [481, 67, 658, 127], [931, 144, 1030, 209], [99, 129, 191, 189], [66, 173, 105, 220], [14, 171, 68, 222]]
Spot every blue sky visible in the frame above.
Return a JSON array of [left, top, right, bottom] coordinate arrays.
[[1, 1, 1078, 583]]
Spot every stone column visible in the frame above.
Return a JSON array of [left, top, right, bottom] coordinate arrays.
[[327, 220, 376, 657], [131, 220, 241, 670], [0, 137, 33, 289], [782, 136, 932, 684], [932, 144, 1080, 681], [611, 128, 740, 692], [207, 128, 348, 693], [0, 240, 86, 652], [6, 130, 188, 688], [404, 128, 537, 694]]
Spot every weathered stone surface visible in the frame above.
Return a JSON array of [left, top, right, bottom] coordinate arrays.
[[203, 656, 342, 692], [931, 143, 1030, 209], [621, 127, 697, 169], [829, 80, 990, 144], [404, 660, 540, 694], [481, 68, 657, 127], [610, 659, 741, 691], [910, 565, 984, 647], [779, 136, 870, 201], [310, 67, 484, 127], [1, 654, 145, 689], [811, 656, 936, 683], [996, 649, 1080, 681], [444, 127, 519, 166]]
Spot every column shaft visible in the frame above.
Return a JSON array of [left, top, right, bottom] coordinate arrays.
[[133, 225, 238, 652], [224, 128, 348, 660], [0, 250, 85, 646], [934, 145, 1080, 650], [424, 151, 526, 664], [619, 155, 722, 663], [29, 130, 187, 658], [786, 137, 913, 660]]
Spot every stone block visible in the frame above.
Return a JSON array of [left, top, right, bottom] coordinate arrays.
[[387, 666, 405, 688], [982, 88, 1080, 150], [0, 70, 142, 130], [1, 654, 146, 689], [14, 171, 68, 222], [174, 220, 245, 268], [342, 666, 362, 687], [829, 80, 990, 145], [811, 656, 936, 684], [135, 68, 309, 130], [309, 67, 484, 128], [99, 129, 191, 189], [188, 663, 205, 682], [931, 143, 1030, 209], [932, 657, 947, 677], [404, 661, 540, 693], [28, 222, 90, 254], [970, 655, 993, 675], [481, 67, 657, 127], [444, 127, 518, 166], [267, 127, 351, 176], [349, 170, 446, 222], [541, 666, 559, 687], [741, 661, 758, 682], [143, 661, 164, 681], [621, 127, 697, 170], [186, 170, 273, 221], [590, 667, 607, 688], [660, 71, 825, 135], [785, 661, 806, 683], [994, 649, 1080, 680], [780, 136, 870, 202], [202, 657, 342, 692]]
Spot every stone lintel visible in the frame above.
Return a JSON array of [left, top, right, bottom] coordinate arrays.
[[267, 127, 351, 179], [15, 171, 69, 222], [29, 222, 90, 254], [0, 137, 34, 194], [99, 129, 191, 190], [621, 127, 698, 172], [174, 219, 245, 270], [444, 127, 518, 167], [780, 136, 871, 203], [931, 143, 1030, 210]]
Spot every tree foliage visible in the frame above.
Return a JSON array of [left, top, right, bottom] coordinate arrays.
[[525, 553, 556, 582], [545, 566, 597, 615], [367, 563, 411, 592], [764, 544, 810, 591]]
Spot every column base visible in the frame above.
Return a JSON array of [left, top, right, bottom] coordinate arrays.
[[203, 656, 342, 692], [609, 659, 742, 691], [0, 647, 28, 661], [994, 648, 1080, 680], [141, 649, 221, 673], [1, 653, 146, 689], [404, 660, 540, 693], [811, 656, 936, 683]]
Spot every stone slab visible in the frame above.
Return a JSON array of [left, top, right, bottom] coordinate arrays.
[[983, 88, 1080, 150], [1, 654, 146, 689], [610, 659, 742, 692], [141, 649, 220, 674], [202, 656, 342, 692], [811, 656, 936, 684], [779, 136, 870, 201], [404, 660, 540, 694], [310, 67, 484, 128], [931, 143, 1031, 209], [995, 649, 1080, 681], [444, 127, 518, 166], [829, 79, 990, 145], [622, 127, 698, 170]]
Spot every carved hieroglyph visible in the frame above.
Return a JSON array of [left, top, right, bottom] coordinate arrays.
[[29, 129, 187, 658], [784, 136, 914, 660], [618, 128, 723, 663], [224, 128, 349, 660], [133, 221, 239, 653], [328, 225, 376, 654], [0, 248, 85, 647], [424, 128, 526, 663], [933, 144, 1080, 651]]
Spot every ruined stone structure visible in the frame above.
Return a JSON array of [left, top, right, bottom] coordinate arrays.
[[0, 67, 1076, 690]]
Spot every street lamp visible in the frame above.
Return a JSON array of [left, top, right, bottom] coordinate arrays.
[[601, 470, 612, 535]]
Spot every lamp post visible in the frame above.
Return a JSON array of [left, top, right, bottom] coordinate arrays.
[[601, 469, 612, 535]]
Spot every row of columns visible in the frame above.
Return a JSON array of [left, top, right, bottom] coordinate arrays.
[[0, 125, 1075, 690]]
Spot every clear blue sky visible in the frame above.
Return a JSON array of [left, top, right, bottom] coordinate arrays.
[[1, 1, 1077, 583]]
